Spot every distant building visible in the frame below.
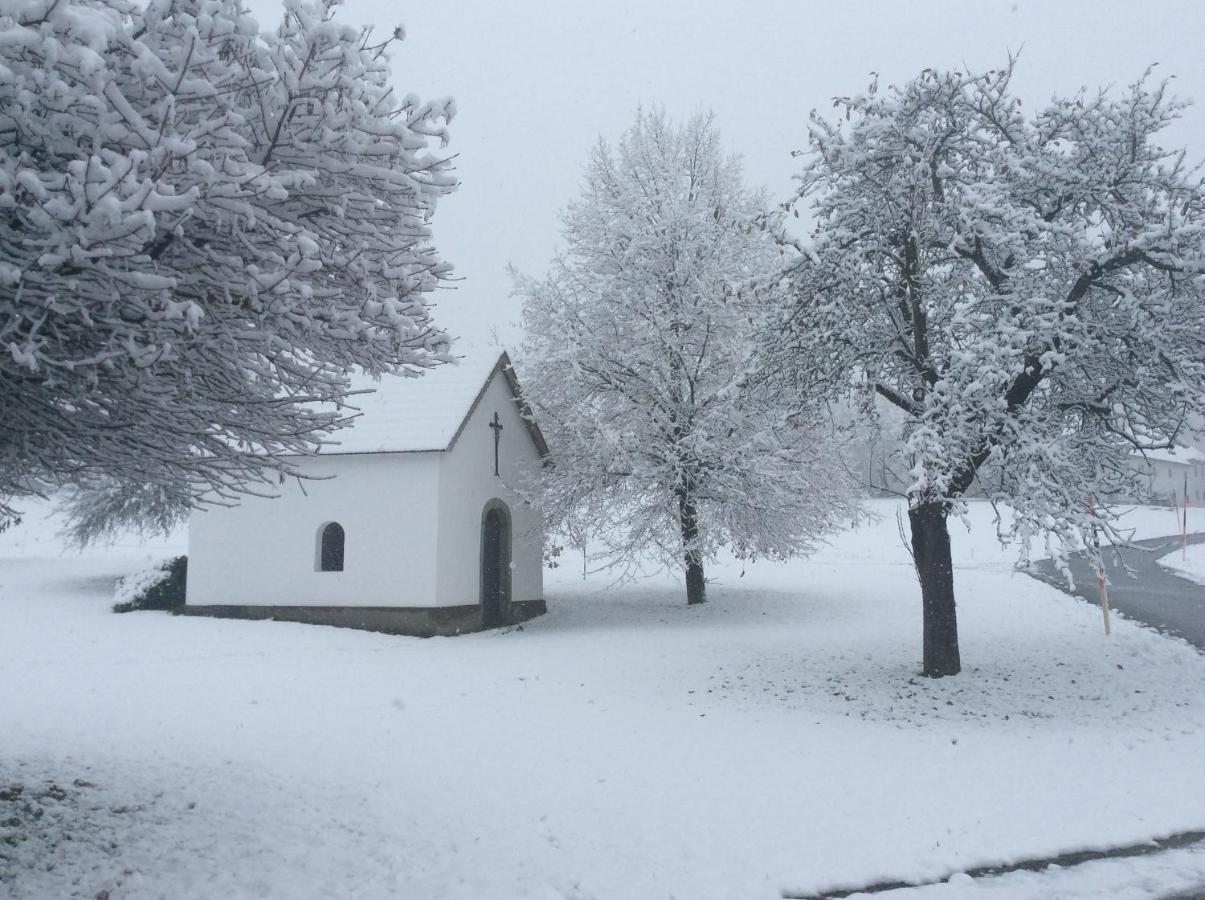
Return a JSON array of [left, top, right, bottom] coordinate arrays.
[[1130, 446, 1205, 507], [853, 436, 1205, 508]]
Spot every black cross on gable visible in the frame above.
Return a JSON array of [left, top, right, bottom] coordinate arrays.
[[489, 411, 503, 476]]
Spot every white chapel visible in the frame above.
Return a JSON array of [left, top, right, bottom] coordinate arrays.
[[184, 351, 548, 635]]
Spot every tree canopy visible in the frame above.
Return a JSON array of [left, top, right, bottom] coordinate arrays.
[[779, 63, 1205, 675], [519, 109, 856, 604], [0, 0, 456, 527]]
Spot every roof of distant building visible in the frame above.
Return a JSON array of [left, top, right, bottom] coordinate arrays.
[[1134, 445, 1205, 466], [319, 350, 548, 457]]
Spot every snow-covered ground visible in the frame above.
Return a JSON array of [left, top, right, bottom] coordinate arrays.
[[1159, 543, 1205, 586], [1101, 503, 1200, 544], [848, 842, 1205, 899], [2, 498, 1205, 899]]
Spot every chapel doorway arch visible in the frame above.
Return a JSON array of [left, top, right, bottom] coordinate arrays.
[[480, 500, 512, 628]]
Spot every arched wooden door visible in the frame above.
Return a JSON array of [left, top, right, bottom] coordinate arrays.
[[480, 502, 512, 628]]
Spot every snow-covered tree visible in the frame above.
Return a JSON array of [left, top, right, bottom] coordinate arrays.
[[778, 63, 1205, 676], [0, 0, 456, 528], [518, 109, 857, 605], [57, 477, 189, 547], [828, 394, 912, 496]]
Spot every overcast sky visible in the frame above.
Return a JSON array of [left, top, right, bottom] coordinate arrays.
[[248, 0, 1205, 351]]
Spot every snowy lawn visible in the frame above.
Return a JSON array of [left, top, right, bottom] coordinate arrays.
[[3, 499, 1205, 899], [1159, 543, 1205, 586], [1100, 503, 1201, 544]]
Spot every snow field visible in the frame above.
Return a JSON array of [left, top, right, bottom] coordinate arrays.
[[839, 841, 1205, 899], [1159, 543, 1205, 586], [2, 499, 1205, 898]]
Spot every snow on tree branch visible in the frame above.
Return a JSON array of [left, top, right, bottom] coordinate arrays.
[[0, 0, 456, 527], [517, 109, 858, 604], [774, 60, 1205, 675], [785, 61, 1205, 550]]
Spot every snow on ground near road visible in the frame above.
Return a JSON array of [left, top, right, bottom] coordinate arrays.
[[847, 842, 1205, 899], [3, 499, 1205, 899], [1102, 502, 1200, 543], [1160, 543, 1205, 586]]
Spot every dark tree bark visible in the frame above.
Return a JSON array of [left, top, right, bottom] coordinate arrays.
[[908, 501, 960, 677], [677, 486, 706, 605]]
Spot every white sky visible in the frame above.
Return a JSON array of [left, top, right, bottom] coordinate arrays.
[[246, 0, 1205, 350]]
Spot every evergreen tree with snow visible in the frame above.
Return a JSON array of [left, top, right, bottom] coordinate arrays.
[[777, 63, 1205, 676], [0, 0, 456, 528], [518, 109, 857, 605]]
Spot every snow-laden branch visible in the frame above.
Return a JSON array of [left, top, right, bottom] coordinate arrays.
[[0, 0, 457, 528], [777, 61, 1205, 569]]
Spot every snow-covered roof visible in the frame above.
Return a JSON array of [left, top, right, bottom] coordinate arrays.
[[320, 351, 548, 457], [1134, 445, 1205, 466]]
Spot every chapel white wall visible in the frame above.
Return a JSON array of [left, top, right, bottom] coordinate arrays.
[[187, 452, 442, 608], [435, 371, 545, 607]]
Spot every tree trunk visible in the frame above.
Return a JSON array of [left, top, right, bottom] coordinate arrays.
[[908, 501, 960, 677], [677, 487, 706, 605]]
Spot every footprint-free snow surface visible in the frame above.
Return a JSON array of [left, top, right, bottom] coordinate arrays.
[[3, 499, 1205, 899], [1161, 543, 1205, 587]]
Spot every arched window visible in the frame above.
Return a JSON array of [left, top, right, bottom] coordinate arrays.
[[318, 522, 345, 572]]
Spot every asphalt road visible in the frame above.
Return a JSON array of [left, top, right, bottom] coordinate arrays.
[[1028, 531, 1205, 650]]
